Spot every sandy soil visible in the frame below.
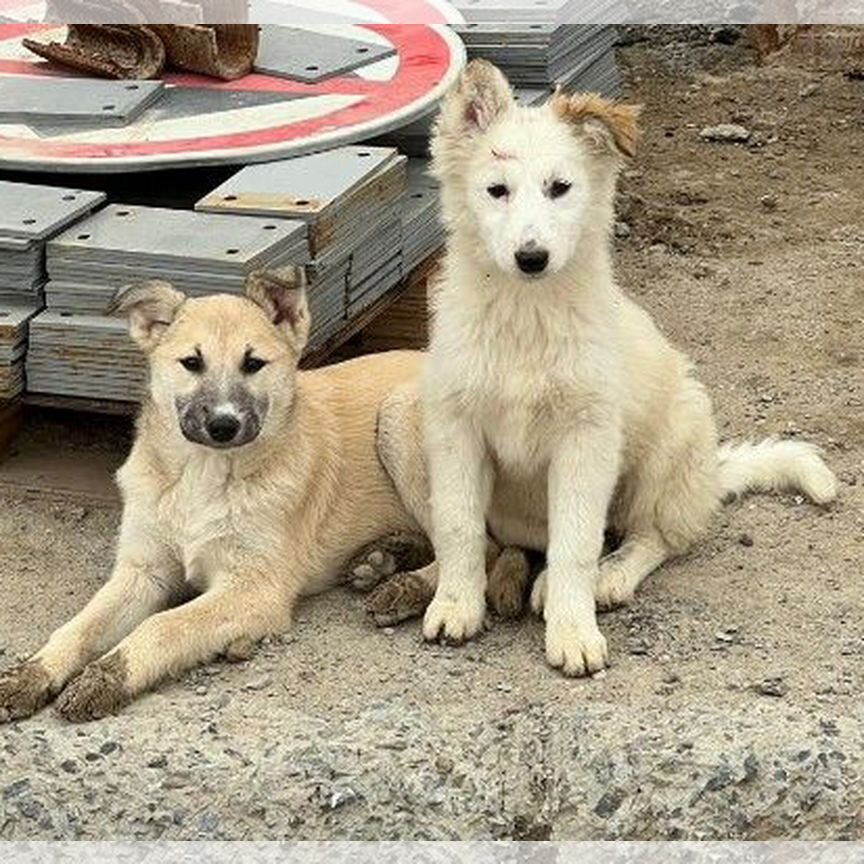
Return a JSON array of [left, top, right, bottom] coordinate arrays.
[[0, 31, 862, 840]]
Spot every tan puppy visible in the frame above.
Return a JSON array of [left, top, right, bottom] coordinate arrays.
[[359, 61, 838, 677], [0, 270, 426, 722]]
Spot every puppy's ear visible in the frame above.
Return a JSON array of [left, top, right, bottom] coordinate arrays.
[[436, 59, 514, 141], [245, 266, 310, 354], [552, 91, 642, 159], [108, 280, 186, 352]]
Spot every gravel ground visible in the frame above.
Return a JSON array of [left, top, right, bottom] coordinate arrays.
[[1, 32, 863, 840]]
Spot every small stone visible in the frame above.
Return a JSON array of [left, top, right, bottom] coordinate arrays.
[[162, 772, 193, 790], [435, 756, 454, 775], [755, 678, 788, 698], [99, 741, 119, 755], [700, 123, 752, 143], [60, 759, 79, 774], [760, 194, 778, 211], [592, 669, 608, 681], [243, 676, 272, 692], [195, 686, 208, 696], [614, 221, 631, 239], [715, 631, 735, 643], [146, 755, 168, 769], [628, 640, 649, 656], [496, 682, 513, 693], [739, 533, 755, 547], [662, 672, 681, 685], [368, 551, 385, 568], [328, 787, 359, 810], [711, 26, 741, 45], [799, 82, 820, 98]]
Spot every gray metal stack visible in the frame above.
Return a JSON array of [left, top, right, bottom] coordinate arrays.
[[456, 17, 620, 96], [196, 145, 409, 352], [30, 205, 309, 402], [0, 180, 105, 398], [403, 160, 444, 275], [27, 313, 144, 403], [0, 304, 40, 399]]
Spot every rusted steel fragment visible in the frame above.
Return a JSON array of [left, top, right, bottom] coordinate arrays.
[[23, 24, 166, 80], [151, 25, 259, 81], [749, 24, 864, 72]]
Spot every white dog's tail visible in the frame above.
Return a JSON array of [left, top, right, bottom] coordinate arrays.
[[717, 438, 838, 505]]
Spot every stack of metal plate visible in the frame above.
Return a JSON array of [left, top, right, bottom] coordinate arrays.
[[456, 23, 620, 93], [452, 0, 601, 26], [44, 205, 310, 314], [0, 302, 40, 399], [402, 160, 444, 275], [0, 181, 106, 302], [196, 145, 410, 352], [26, 312, 145, 403]]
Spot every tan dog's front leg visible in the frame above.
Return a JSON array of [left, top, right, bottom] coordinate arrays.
[[544, 424, 621, 677], [54, 583, 294, 722], [0, 551, 179, 723]]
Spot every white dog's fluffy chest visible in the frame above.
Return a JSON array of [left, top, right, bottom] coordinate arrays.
[[432, 288, 615, 473]]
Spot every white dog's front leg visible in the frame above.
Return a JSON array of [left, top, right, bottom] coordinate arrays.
[[544, 424, 622, 677], [422, 408, 492, 643]]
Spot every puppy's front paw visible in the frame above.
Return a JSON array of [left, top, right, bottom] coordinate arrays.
[[423, 590, 485, 644], [595, 562, 635, 611], [365, 571, 434, 627], [529, 570, 548, 617], [545, 617, 608, 678], [0, 660, 53, 723], [55, 653, 130, 723]]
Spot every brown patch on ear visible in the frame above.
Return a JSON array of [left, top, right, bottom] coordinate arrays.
[[245, 267, 311, 353], [552, 91, 642, 158], [108, 280, 186, 352]]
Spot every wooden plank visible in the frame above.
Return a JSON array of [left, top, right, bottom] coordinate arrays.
[[360, 250, 441, 352]]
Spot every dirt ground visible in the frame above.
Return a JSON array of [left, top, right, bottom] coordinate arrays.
[[0, 30, 863, 840]]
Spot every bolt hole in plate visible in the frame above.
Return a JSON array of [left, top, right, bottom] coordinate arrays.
[[0, 9, 465, 172]]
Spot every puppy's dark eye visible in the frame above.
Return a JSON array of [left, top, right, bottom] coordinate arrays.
[[487, 184, 509, 200], [549, 180, 572, 199], [180, 355, 204, 373], [241, 355, 269, 375]]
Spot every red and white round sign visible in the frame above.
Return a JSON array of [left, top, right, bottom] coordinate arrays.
[[0, 7, 465, 172]]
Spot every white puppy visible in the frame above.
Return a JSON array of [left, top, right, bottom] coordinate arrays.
[[387, 60, 837, 677]]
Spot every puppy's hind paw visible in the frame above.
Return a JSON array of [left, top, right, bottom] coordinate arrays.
[[345, 532, 434, 593], [529, 570, 548, 618], [486, 547, 531, 619], [365, 570, 435, 627]]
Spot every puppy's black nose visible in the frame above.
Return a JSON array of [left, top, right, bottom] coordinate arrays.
[[207, 414, 241, 444], [515, 247, 550, 275]]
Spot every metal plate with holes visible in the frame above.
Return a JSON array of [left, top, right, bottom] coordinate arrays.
[[0, 182, 106, 241], [452, 0, 586, 23], [255, 26, 396, 84], [0, 76, 164, 127], [49, 206, 310, 274], [197, 146, 400, 219]]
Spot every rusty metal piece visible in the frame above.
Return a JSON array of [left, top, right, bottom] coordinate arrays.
[[151, 25, 259, 81], [23, 24, 166, 80], [749, 24, 864, 72]]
